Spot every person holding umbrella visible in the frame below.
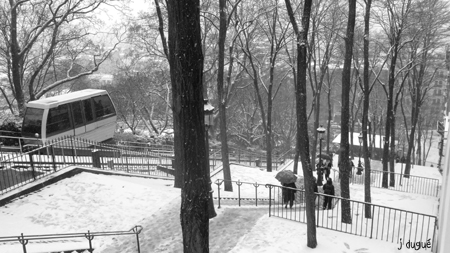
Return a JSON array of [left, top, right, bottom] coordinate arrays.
[[282, 182, 297, 208], [275, 170, 298, 208]]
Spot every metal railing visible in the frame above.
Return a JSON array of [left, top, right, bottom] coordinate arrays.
[[214, 179, 275, 208], [210, 147, 283, 171], [212, 181, 436, 251], [0, 226, 142, 253], [0, 137, 174, 195], [329, 168, 440, 196], [1, 136, 284, 196], [265, 184, 436, 251], [0, 134, 45, 154]]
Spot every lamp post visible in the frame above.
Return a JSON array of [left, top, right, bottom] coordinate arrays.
[[317, 125, 326, 186], [357, 132, 363, 175], [204, 99, 216, 219]]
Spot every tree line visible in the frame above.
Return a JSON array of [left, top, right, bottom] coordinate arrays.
[[1, 0, 450, 251]]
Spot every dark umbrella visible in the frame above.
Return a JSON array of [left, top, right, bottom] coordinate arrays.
[[275, 170, 297, 184], [316, 153, 332, 160]]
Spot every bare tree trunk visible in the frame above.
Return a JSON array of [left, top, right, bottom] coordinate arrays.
[[142, 106, 160, 135], [389, 118, 396, 187], [417, 121, 422, 165], [9, 2, 25, 115], [327, 82, 332, 155], [154, 0, 183, 189], [362, 0, 372, 219], [284, 0, 317, 248], [167, 0, 211, 251], [217, 0, 233, 191], [339, 0, 357, 225], [382, 42, 399, 188]]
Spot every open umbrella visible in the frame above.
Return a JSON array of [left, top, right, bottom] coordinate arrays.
[[275, 170, 297, 184], [316, 153, 332, 160]]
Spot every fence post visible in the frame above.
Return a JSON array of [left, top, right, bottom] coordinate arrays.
[[91, 150, 101, 168], [107, 160, 115, 170], [29, 153, 36, 180], [85, 230, 94, 253], [254, 183, 259, 206], [316, 195, 320, 227], [133, 226, 142, 253], [50, 145, 57, 172], [126, 149, 129, 173], [237, 180, 242, 206], [215, 179, 223, 209], [370, 205, 375, 239], [70, 137, 76, 164], [18, 233, 28, 253], [267, 184, 272, 217]]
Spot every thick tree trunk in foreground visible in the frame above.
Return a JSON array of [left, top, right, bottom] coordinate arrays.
[[167, 1, 211, 251]]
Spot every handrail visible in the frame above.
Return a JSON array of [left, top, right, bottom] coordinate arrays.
[[0, 226, 143, 253], [329, 167, 440, 196], [265, 184, 436, 251]]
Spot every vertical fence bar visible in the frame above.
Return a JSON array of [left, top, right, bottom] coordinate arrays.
[[237, 180, 242, 207], [50, 145, 57, 172], [70, 137, 76, 164], [19, 233, 28, 253], [132, 226, 141, 253], [216, 180, 222, 209], [28, 153, 36, 180], [267, 184, 272, 217], [85, 230, 94, 253]]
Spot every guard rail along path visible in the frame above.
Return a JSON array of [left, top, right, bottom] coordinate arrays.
[[212, 180, 437, 252], [0, 226, 142, 253], [1, 135, 283, 196]]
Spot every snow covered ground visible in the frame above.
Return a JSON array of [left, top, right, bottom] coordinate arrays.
[[0, 160, 441, 252]]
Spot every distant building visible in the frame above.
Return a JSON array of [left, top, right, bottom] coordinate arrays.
[[332, 132, 393, 160], [87, 74, 113, 87]]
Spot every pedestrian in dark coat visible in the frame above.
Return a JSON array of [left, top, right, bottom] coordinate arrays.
[[325, 161, 332, 180], [322, 178, 335, 210], [313, 177, 318, 193], [282, 182, 297, 208]]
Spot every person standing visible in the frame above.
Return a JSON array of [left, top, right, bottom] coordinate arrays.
[[325, 161, 332, 180], [313, 177, 318, 193], [282, 182, 297, 208], [322, 178, 335, 210]]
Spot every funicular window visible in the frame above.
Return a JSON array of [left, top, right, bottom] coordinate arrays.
[[47, 104, 72, 135], [22, 108, 44, 137], [83, 99, 94, 122], [71, 101, 84, 127], [93, 95, 115, 119]]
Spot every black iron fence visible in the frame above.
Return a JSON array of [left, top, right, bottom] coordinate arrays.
[[329, 168, 440, 197], [0, 226, 142, 253], [209, 147, 283, 171], [0, 137, 174, 195], [266, 184, 436, 251], [214, 179, 275, 208], [1, 136, 284, 196], [212, 181, 436, 251]]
